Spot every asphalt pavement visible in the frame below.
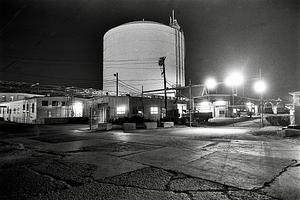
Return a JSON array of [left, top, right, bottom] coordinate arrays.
[[0, 122, 299, 200]]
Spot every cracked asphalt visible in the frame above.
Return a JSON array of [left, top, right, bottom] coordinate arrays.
[[0, 123, 300, 200]]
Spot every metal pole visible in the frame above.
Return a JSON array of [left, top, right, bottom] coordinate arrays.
[[189, 79, 192, 127], [89, 106, 92, 130], [115, 73, 118, 96], [113, 73, 119, 96], [141, 85, 144, 116], [162, 60, 167, 117], [260, 95, 264, 128], [259, 68, 263, 128], [232, 87, 235, 127]]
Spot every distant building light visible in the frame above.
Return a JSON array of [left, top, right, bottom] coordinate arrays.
[[197, 101, 211, 112], [214, 100, 227, 106], [117, 106, 126, 115], [246, 102, 252, 106], [150, 106, 159, 114], [205, 78, 217, 90]]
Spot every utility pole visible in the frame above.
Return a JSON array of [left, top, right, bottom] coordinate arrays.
[[141, 85, 144, 116], [114, 72, 118, 96], [189, 79, 192, 127], [259, 68, 264, 128], [89, 106, 92, 130], [159, 57, 167, 118]]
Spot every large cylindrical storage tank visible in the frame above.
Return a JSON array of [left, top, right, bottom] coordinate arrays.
[[103, 21, 185, 96]]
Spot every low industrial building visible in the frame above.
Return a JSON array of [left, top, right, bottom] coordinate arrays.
[[0, 95, 86, 124], [289, 91, 300, 126], [0, 92, 187, 125], [194, 94, 259, 118], [0, 92, 44, 102], [84, 96, 187, 125]]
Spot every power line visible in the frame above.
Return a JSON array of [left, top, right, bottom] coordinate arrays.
[[120, 79, 163, 81], [0, 55, 99, 65], [105, 63, 158, 67], [119, 80, 141, 93], [103, 58, 158, 62]]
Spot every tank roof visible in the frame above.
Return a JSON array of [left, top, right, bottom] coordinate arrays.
[[122, 20, 166, 26], [104, 20, 172, 38]]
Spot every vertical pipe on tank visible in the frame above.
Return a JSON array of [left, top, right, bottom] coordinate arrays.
[[180, 32, 185, 86], [175, 28, 178, 86], [179, 31, 183, 86], [178, 29, 181, 87], [181, 34, 185, 86]]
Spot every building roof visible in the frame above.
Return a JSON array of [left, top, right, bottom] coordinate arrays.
[[289, 91, 300, 95]]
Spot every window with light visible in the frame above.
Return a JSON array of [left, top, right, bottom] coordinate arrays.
[[150, 107, 159, 114], [117, 106, 126, 115]]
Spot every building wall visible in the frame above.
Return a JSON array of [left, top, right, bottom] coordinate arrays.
[[0, 96, 86, 124], [291, 92, 300, 125], [36, 97, 85, 124], [103, 21, 185, 96], [84, 96, 130, 123], [0, 99, 37, 124], [0, 93, 44, 103], [85, 96, 185, 124], [194, 95, 259, 118], [129, 97, 179, 121]]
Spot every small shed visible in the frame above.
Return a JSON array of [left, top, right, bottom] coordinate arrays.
[[289, 91, 300, 126]]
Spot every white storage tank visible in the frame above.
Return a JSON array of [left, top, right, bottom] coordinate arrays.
[[103, 17, 185, 96]]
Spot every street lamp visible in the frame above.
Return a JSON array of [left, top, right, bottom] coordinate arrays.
[[254, 80, 267, 128], [205, 78, 217, 94], [224, 71, 244, 118], [253, 80, 267, 94]]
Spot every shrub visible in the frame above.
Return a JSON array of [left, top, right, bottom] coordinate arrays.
[[266, 116, 290, 126], [109, 116, 154, 125]]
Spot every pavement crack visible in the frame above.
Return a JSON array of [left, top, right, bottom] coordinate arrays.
[[202, 142, 219, 149], [34, 149, 66, 158], [25, 166, 73, 188], [254, 159, 297, 191], [222, 185, 234, 200], [28, 166, 82, 187]]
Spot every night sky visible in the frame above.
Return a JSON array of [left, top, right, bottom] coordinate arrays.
[[0, 0, 299, 98]]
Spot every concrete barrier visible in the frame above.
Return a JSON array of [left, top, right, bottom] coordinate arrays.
[[123, 123, 136, 130], [97, 123, 112, 131], [144, 122, 157, 129], [162, 122, 174, 128], [283, 129, 300, 137]]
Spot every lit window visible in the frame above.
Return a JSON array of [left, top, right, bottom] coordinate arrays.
[[117, 106, 126, 115], [72, 102, 83, 117], [150, 107, 159, 114], [9, 96, 14, 101]]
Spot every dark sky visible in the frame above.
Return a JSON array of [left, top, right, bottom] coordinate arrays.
[[0, 0, 299, 98]]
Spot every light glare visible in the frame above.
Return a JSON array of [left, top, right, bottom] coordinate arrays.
[[205, 78, 217, 89], [253, 80, 267, 94], [225, 71, 244, 87]]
